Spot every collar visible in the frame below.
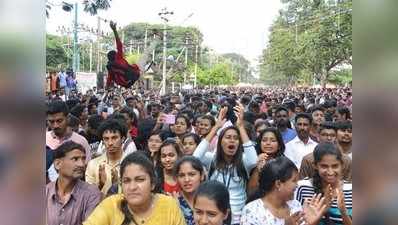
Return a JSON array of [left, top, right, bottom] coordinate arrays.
[[292, 136, 317, 145], [50, 130, 73, 141], [98, 152, 122, 168], [50, 179, 82, 201]]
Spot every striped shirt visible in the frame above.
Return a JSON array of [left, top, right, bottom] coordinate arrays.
[[295, 179, 352, 225]]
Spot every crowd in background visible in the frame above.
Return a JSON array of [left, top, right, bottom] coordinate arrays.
[[46, 84, 352, 225]]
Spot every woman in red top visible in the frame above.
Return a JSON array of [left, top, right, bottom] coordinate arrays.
[[155, 139, 183, 195]]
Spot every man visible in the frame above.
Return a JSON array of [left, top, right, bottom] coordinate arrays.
[[106, 95, 123, 115], [284, 113, 318, 169], [85, 115, 104, 158], [274, 106, 297, 143], [125, 95, 140, 119], [106, 21, 159, 89], [58, 69, 67, 96], [299, 121, 352, 181], [336, 120, 352, 159], [46, 100, 92, 182], [46, 141, 102, 225], [284, 101, 297, 129], [309, 105, 326, 142], [85, 118, 128, 194]]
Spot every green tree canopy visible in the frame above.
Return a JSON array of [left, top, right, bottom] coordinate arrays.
[[260, 0, 352, 86]]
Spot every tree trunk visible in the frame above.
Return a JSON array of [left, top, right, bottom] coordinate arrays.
[[320, 69, 328, 88]]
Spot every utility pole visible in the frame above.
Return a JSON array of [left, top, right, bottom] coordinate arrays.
[[194, 43, 198, 88], [144, 27, 148, 50], [89, 41, 93, 72], [129, 40, 133, 54], [158, 8, 174, 95], [152, 33, 156, 62], [184, 35, 189, 86], [96, 16, 101, 73], [72, 2, 78, 73]]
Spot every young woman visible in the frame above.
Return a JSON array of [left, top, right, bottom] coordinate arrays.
[[241, 156, 326, 225], [181, 133, 201, 155], [156, 139, 183, 195], [193, 103, 258, 224], [254, 120, 270, 138], [120, 106, 138, 140], [173, 114, 192, 139], [247, 128, 285, 194], [83, 151, 186, 225], [144, 130, 165, 167], [198, 115, 216, 138], [295, 143, 352, 225], [174, 156, 206, 225], [193, 180, 231, 225]]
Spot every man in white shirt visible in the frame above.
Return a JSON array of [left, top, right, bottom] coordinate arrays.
[[284, 113, 318, 168]]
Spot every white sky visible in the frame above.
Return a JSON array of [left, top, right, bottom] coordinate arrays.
[[46, 0, 283, 71]]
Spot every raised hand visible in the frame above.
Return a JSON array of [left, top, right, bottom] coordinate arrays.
[[98, 164, 107, 190], [285, 211, 305, 225], [233, 102, 245, 127], [256, 153, 270, 171], [302, 193, 328, 225], [215, 106, 228, 129], [324, 184, 334, 208], [335, 187, 347, 215], [111, 167, 119, 185], [109, 20, 117, 31]]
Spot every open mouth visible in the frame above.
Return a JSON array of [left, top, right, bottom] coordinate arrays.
[[183, 184, 193, 189], [227, 145, 236, 150]]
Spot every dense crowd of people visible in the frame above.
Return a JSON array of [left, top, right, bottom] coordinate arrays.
[[46, 83, 352, 225]]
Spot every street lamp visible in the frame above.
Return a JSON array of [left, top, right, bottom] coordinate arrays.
[[61, 1, 79, 73]]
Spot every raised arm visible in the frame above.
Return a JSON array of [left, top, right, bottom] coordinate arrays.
[[110, 21, 123, 55], [193, 107, 227, 162], [234, 102, 258, 171]]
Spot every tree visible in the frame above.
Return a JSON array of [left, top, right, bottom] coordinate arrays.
[[221, 53, 251, 82], [260, 0, 352, 86], [46, 34, 70, 71]]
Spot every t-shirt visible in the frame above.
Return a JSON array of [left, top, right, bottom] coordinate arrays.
[[280, 128, 297, 144], [241, 199, 302, 225], [178, 196, 195, 225], [58, 72, 67, 88], [83, 193, 186, 225], [295, 179, 352, 225], [163, 182, 180, 195]]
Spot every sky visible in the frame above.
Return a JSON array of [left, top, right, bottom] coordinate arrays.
[[46, 0, 283, 74]]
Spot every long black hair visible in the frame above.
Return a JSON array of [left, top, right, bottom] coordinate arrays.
[[312, 143, 344, 194], [255, 128, 285, 157], [193, 180, 231, 225], [312, 140, 343, 225], [209, 126, 248, 183], [247, 156, 297, 203], [119, 151, 156, 225], [155, 139, 183, 192]]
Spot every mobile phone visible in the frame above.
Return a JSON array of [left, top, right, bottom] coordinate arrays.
[[164, 114, 176, 125]]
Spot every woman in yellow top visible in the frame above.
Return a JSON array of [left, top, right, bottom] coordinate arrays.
[[84, 151, 186, 225]]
